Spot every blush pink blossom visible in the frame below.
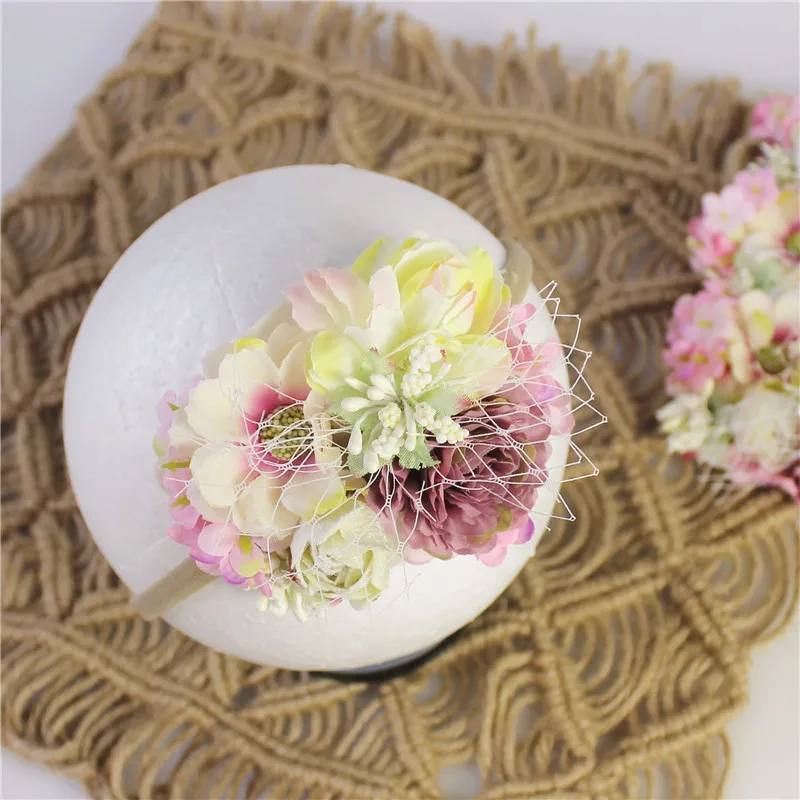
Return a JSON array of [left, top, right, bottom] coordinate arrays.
[[701, 186, 756, 238], [727, 452, 800, 500], [169, 520, 289, 591], [154, 375, 201, 452], [687, 217, 736, 275], [667, 282, 736, 349], [664, 337, 728, 393], [750, 95, 800, 150], [495, 303, 575, 437], [734, 168, 780, 210], [476, 517, 535, 566], [161, 463, 201, 528]]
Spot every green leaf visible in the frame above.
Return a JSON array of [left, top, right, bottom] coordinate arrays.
[[160, 459, 190, 472], [167, 402, 180, 412], [397, 439, 439, 470], [171, 494, 190, 508], [347, 451, 366, 476]]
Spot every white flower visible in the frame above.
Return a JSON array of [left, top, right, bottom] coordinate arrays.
[[725, 386, 799, 472], [657, 382, 716, 454], [763, 143, 798, 183], [279, 502, 399, 621]]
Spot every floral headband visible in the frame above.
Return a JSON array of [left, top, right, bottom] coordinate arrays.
[[133, 237, 596, 621]]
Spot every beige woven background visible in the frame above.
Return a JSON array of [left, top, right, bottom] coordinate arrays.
[[2, 3, 798, 798]]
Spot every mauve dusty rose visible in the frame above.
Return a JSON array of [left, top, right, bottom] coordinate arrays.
[[367, 399, 551, 559]]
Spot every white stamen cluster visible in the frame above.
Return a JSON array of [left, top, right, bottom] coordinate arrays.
[[429, 415, 468, 444], [341, 335, 468, 472], [400, 337, 443, 398]]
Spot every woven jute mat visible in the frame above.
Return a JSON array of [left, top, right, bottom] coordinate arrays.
[[2, 4, 798, 798]]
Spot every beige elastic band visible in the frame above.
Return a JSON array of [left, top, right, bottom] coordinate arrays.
[[130, 559, 216, 619]]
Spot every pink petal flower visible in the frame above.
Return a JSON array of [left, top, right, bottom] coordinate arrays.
[[688, 216, 736, 276], [734, 168, 780, 210], [168, 523, 201, 547], [477, 544, 509, 566], [750, 95, 800, 149], [189, 546, 221, 567], [287, 269, 372, 333], [701, 186, 756, 237], [664, 337, 728, 393], [476, 518, 535, 566], [197, 523, 240, 557], [728, 452, 800, 501], [219, 553, 249, 585]]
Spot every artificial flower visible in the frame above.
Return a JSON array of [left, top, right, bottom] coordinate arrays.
[[750, 94, 800, 151], [734, 168, 780, 210], [701, 185, 755, 241], [657, 381, 716, 455], [660, 96, 800, 498], [161, 322, 346, 542], [290, 237, 514, 474], [368, 398, 550, 562], [723, 387, 799, 474], [280, 501, 399, 620]]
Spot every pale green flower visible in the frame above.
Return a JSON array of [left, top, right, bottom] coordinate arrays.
[[260, 502, 399, 621], [289, 237, 514, 473]]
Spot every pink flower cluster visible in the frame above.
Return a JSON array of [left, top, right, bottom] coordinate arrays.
[[664, 282, 737, 393], [157, 382, 288, 598], [659, 95, 800, 500], [687, 167, 787, 278], [750, 95, 800, 151]]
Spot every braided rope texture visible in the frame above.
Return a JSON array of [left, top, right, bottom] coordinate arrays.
[[2, 3, 798, 798]]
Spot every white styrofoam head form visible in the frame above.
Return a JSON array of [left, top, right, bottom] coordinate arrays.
[[64, 165, 569, 671]]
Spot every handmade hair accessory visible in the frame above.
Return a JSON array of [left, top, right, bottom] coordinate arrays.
[[132, 236, 598, 621], [658, 94, 800, 498]]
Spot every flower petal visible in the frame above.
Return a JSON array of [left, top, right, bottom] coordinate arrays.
[[168, 523, 200, 547], [775, 290, 800, 330], [369, 265, 401, 310], [279, 340, 310, 391], [190, 443, 250, 509], [281, 465, 347, 521], [227, 538, 266, 577], [267, 321, 307, 364], [319, 269, 373, 325], [197, 522, 240, 557], [287, 281, 334, 332], [352, 237, 394, 279], [186, 481, 231, 523], [218, 345, 279, 405], [232, 473, 299, 534], [394, 240, 462, 290], [219, 554, 249, 585], [246, 300, 293, 341], [186, 379, 242, 442], [307, 332, 365, 394], [167, 407, 200, 457], [476, 544, 508, 566]]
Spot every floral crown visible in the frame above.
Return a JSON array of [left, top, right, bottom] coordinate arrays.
[[151, 236, 598, 620]]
